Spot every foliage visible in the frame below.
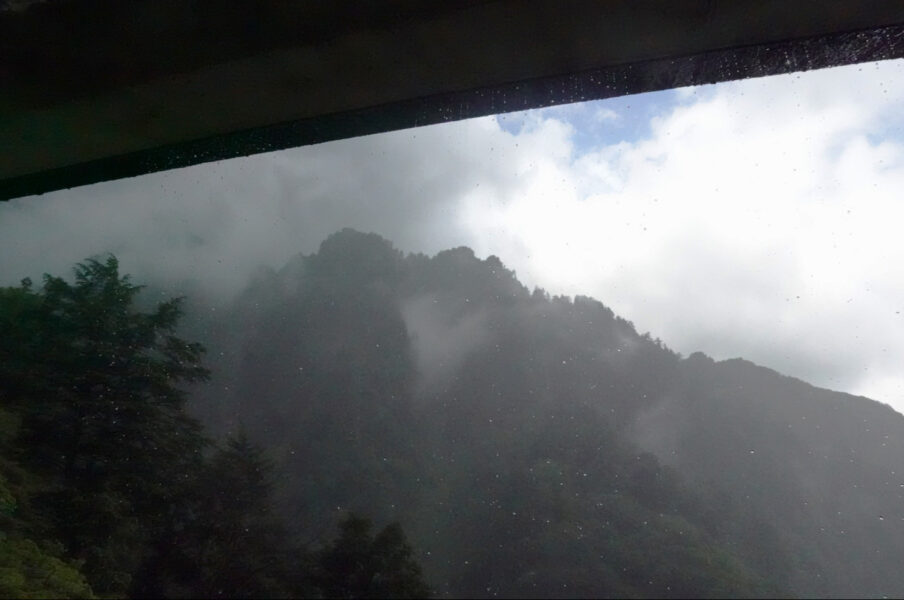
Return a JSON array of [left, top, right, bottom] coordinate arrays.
[[0, 253, 433, 599], [0, 537, 93, 599], [0, 256, 209, 595], [11, 231, 904, 598], [312, 514, 431, 599], [177, 434, 299, 598]]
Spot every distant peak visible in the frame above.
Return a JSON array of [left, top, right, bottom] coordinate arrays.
[[309, 229, 403, 282], [687, 351, 714, 363], [318, 228, 394, 252], [435, 246, 476, 261]]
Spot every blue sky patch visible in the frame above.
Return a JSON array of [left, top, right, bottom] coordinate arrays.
[[496, 88, 682, 152]]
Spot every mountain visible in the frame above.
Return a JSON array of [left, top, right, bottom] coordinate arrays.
[[190, 228, 904, 598]]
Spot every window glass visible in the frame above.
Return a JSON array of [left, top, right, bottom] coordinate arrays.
[[2, 59, 904, 598]]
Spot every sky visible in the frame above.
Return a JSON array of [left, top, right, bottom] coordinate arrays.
[[3, 59, 904, 412]]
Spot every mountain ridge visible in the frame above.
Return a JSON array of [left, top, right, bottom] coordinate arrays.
[[188, 228, 904, 598]]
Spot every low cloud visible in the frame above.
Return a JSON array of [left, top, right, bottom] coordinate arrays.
[[464, 60, 904, 410], [2, 59, 904, 411], [594, 107, 619, 122], [401, 295, 490, 392]]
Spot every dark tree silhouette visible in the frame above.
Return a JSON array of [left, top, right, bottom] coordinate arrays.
[[0, 256, 208, 595], [313, 513, 432, 599]]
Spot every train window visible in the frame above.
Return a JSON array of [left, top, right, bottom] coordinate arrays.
[[2, 26, 904, 599]]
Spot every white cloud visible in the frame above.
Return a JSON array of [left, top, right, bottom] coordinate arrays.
[[594, 107, 619, 122], [460, 60, 904, 412], [3, 59, 904, 412]]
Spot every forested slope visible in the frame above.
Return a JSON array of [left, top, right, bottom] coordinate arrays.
[[191, 229, 904, 598], [4, 229, 902, 598]]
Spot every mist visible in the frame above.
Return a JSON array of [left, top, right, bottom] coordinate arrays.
[[3, 59, 904, 413], [401, 294, 491, 392]]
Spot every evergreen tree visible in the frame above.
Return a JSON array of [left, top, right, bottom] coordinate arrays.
[[187, 434, 298, 598], [313, 513, 431, 599], [0, 256, 208, 595], [0, 537, 94, 599], [0, 254, 435, 598]]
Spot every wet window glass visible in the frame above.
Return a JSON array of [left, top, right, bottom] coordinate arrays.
[[2, 59, 904, 598]]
